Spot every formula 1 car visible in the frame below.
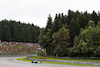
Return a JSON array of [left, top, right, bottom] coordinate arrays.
[[31, 60, 41, 64]]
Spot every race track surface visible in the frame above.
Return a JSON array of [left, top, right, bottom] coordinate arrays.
[[0, 57, 95, 67]]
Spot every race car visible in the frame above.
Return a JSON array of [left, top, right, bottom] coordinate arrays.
[[31, 60, 41, 64]]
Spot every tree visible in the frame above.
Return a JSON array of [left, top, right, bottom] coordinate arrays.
[[53, 14, 60, 32], [97, 21, 100, 27], [69, 18, 76, 46], [87, 20, 95, 27], [27, 26, 32, 42], [93, 46, 100, 57], [46, 14, 53, 31], [21, 27, 27, 42], [80, 41, 89, 56], [69, 18, 80, 42], [73, 35, 79, 48], [69, 20, 100, 57], [75, 18, 80, 35], [52, 27, 70, 56], [43, 29, 53, 55], [67, 10, 74, 25], [0, 19, 40, 42], [77, 25, 100, 56], [0, 24, 2, 40], [12, 24, 19, 41], [69, 35, 80, 57], [2, 25, 12, 41], [91, 11, 98, 24], [38, 28, 46, 48]]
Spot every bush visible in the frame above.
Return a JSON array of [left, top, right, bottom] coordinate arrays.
[[93, 46, 100, 57], [38, 52, 47, 57]]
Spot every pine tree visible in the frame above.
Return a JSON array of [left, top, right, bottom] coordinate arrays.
[[91, 11, 98, 24], [46, 14, 53, 31], [0, 24, 2, 40]]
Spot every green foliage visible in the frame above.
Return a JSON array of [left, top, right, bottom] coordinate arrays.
[[43, 29, 53, 55], [38, 52, 47, 57], [46, 14, 53, 32], [0, 19, 40, 42], [69, 18, 80, 46], [97, 21, 100, 27], [38, 28, 46, 47], [69, 21, 100, 57], [74, 35, 79, 48], [52, 27, 70, 56], [39, 10, 100, 57], [93, 46, 100, 57], [86, 20, 95, 28], [91, 11, 98, 24], [79, 26, 100, 57], [2, 24, 12, 41], [0, 24, 2, 40]]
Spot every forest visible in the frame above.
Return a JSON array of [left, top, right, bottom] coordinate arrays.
[[0, 19, 40, 43], [38, 10, 100, 57], [0, 10, 100, 57]]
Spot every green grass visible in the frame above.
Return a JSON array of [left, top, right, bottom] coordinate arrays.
[[17, 58, 99, 66], [31, 55, 100, 62], [40, 61, 97, 66], [17, 58, 32, 61]]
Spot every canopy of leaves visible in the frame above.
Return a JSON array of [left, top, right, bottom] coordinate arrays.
[[0, 19, 40, 43], [69, 21, 100, 57], [38, 10, 100, 57], [52, 27, 70, 56]]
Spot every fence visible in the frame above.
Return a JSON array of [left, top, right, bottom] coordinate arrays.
[[67, 57, 100, 60]]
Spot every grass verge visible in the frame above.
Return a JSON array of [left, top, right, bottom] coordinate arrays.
[[31, 56, 100, 62], [17, 58, 99, 66]]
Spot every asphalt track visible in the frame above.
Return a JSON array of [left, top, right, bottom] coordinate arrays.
[[0, 57, 96, 67]]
